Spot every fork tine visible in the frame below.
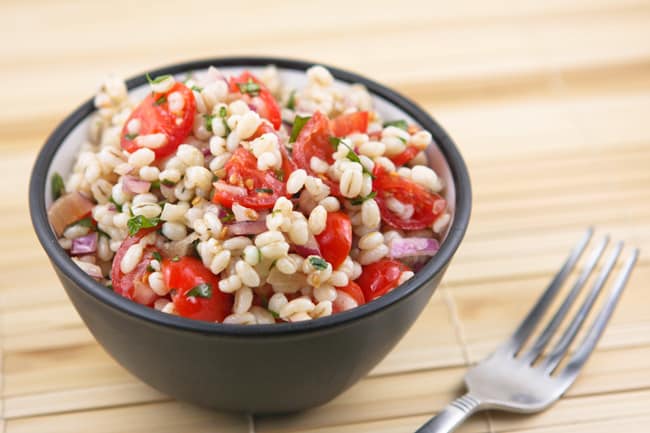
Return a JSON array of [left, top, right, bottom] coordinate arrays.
[[519, 236, 609, 364], [502, 228, 593, 355], [558, 249, 639, 383], [539, 241, 624, 374]]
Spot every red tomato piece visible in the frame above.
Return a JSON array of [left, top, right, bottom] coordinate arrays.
[[162, 256, 233, 322], [110, 228, 159, 306], [121, 82, 196, 160], [229, 71, 282, 130], [292, 111, 342, 195], [356, 259, 410, 301], [389, 145, 419, 167], [212, 147, 287, 210], [314, 212, 352, 269], [372, 165, 446, 230], [330, 111, 369, 137], [338, 281, 365, 306]]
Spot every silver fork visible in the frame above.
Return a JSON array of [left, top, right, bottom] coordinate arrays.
[[416, 228, 639, 433]]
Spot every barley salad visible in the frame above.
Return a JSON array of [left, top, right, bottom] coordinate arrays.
[[48, 65, 451, 324]]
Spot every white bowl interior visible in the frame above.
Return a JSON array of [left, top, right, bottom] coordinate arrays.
[[45, 66, 456, 240]]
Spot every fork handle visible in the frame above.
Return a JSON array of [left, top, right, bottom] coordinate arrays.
[[415, 394, 482, 433]]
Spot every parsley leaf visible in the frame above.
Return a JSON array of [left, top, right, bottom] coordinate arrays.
[[150, 180, 161, 189], [172, 255, 180, 262], [124, 133, 138, 140], [108, 196, 122, 212], [220, 210, 235, 223], [154, 95, 167, 106], [309, 256, 329, 270], [329, 136, 341, 148], [146, 73, 172, 85], [161, 179, 176, 187], [96, 227, 111, 239], [286, 90, 296, 110], [256, 188, 273, 194], [237, 79, 261, 96], [127, 215, 160, 236], [152, 251, 162, 262], [51, 172, 65, 200], [203, 113, 216, 133], [383, 119, 409, 131], [337, 139, 375, 178], [191, 85, 203, 92], [218, 106, 231, 135], [76, 217, 94, 228], [186, 282, 212, 299], [270, 310, 280, 319], [290, 115, 311, 143], [349, 191, 377, 206]]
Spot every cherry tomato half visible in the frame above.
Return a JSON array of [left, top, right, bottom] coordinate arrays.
[[212, 147, 287, 210], [372, 165, 446, 230], [292, 111, 342, 195], [330, 111, 369, 137], [356, 259, 410, 301], [110, 228, 160, 306], [229, 71, 282, 130], [162, 256, 233, 322], [389, 145, 419, 167], [121, 82, 196, 160], [314, 211, 352, 269]]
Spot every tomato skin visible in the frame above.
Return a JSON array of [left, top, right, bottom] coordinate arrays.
[[229, 71, 282, 129], [162, 256, 233, 322], [389, 145, 419, 167], [212, 147, 287, 210], [373, 165, 446, 230], [110, 228, 160, 306], [121, 82, 196, 160], [356, 259, 410, 301], [330, 111, 369, 137], [338, 281, 365, 306], [314, 212, 352, 269]]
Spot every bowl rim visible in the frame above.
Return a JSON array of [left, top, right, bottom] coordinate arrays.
[[29, 56, 471, 336]]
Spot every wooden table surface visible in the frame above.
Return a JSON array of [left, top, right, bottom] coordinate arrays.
[[1, 0, 649, 431]]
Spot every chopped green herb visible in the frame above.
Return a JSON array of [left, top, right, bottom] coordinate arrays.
[[349, 191, 377, 206], [172, 255, 181, 262], [274, 168, 285, 181], [397, 136, 407, 144], [147, 264, 155, 272], [191, 85, 203, 92], [203, 113, 216, 133], [218, 105, 231, 135], [154, 95, 167, 106], [76, 217, 94, 228], [106, 282, 113, 290], [146, 73, 172, 85], [51, 172, 65, 200], [161, 179, 176, 187], [329, 136, 341, 148], [124, 133, 138, 140], [108, 196, 123, 213], [150, 180, 161, 189], [186, 282, 212, 299], [383, 119, 409, 131], [96, 227, 111, 239], [237, 79, 261, 96], [290, 115, 311, 143], [127, 215, 160, 236], [309, 256, 329, 270], [152, 251, 162, 262], [286, 90, 296, 110], [256, 188, 273, 194], [220, 210, 235, 223], [270, 310, 280, 319]]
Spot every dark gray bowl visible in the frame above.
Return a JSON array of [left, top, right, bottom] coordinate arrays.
[[29, 57, 471, 414]]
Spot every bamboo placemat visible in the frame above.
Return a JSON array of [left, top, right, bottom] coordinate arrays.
[[1, 1, 649, 431]]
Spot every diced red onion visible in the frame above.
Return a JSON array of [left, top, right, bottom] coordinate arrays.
[[227, 221, 267, 236], [48, 192, 95, 236], [213, 181, 246, 197], [122, 175, 151, 194], [202, 147, 212, 157], [290, 233, 321, 257], [71, 232, 98, 255], [389, 237, 440, 259]]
